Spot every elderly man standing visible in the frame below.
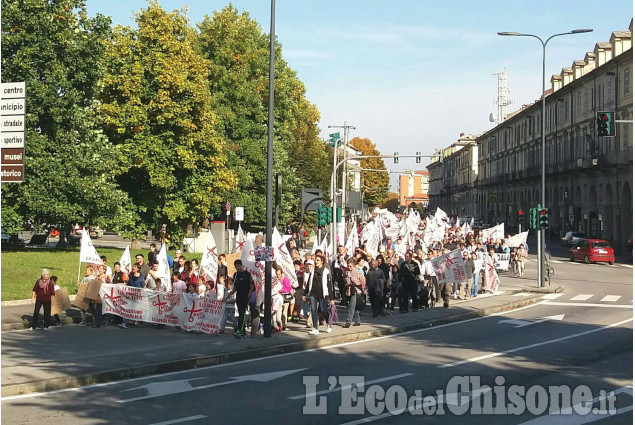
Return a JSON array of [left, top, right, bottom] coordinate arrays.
[[30, 269, 56, 330]]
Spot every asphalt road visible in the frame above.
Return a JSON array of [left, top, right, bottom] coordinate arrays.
[[2, 255, 632, 425]]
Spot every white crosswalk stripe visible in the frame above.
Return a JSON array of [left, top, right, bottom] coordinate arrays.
[[619, 264, 633, 269], [551, 260, 564, 264], [541, 293, 564, 300], [513, 293, 533, 297], [600, 295, 622, 302], [570, 294, 593, 301]]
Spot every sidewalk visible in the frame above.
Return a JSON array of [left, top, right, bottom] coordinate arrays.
[[1, 279, 562, 397]]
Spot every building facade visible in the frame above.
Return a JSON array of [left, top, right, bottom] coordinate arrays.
[[398, 170, 430, 207], [428, 22, 633, 253]]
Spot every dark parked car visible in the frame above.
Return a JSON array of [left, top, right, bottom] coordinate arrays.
[[561, 231, 587, 247], [569, 239, 615, 265]]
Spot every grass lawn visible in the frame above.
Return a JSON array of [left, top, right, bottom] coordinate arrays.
[[1, 247, 202, 301]]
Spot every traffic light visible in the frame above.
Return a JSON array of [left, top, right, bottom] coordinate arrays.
[[517, 209, 524, 221], [538, 208, 549, 230], [317, 204, 327, 227], [336, 206, 342, 223], [596, 111, 615, 137], [328, 132, 341, 147], [416, 152, 421, 163], [529, 208, 537, 229], [394, 152, 399, 164], [326, 207, 333, 224]]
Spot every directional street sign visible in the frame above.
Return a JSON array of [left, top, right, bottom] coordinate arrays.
[[329, 132, 340, 139]]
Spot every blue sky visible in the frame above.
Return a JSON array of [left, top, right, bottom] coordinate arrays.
[[86, 0, 633, 190]]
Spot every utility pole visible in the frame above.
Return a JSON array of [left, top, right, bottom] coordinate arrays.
[[328, 122, 355, 251]]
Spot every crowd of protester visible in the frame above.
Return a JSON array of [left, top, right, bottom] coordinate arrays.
[[30, 216, 527, 336]]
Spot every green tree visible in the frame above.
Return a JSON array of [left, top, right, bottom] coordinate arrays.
[[197, 5, 330, 226], [1, 0, 135, 237], [349, 137, 389, 207], [98, 2, 235, 240]]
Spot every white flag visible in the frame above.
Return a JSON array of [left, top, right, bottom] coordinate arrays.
[[156, 243, 172, 292], [273, 228, 299, 288], [234, 224, 246, 253], [345, 219, 359, 254], [199, 230, 219, 284], [505, 231, 529, 248], [80, 228, 101, 264], [119, 245, 132, 275], [241, 238, 265, 305]]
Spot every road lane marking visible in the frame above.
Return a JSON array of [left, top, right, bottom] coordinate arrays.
[[1, 303, 546, 402], [149, 416, 207, 425], [513, 293, 533, 296], [498, 314, 565, 328], [619, 264, 633, 268], [288, 373, 413, 400], [542, 301, 633, 309], [438, 317, 633, 369], [541, 293, 564, 300], [338, 389, 492, 425], [570, 294, 593, 301], [551, 259, 564, 264], [118, 369, 307, 403], [600, 295, 622, 302]]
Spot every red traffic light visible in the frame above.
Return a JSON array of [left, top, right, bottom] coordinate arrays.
[[518, 210, 524, 216], [599, 113, 609, 122], [540, 209, 547, 216]]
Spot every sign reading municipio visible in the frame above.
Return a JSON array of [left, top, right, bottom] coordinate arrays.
[[1, 82, 25, 183]]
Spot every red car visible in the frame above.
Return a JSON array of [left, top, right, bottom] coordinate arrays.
[[569, 239, 615, 265]]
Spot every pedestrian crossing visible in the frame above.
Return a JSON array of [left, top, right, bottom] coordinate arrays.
[[511, 292, 632, 306]]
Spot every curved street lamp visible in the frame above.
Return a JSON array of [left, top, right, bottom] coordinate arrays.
[[498, 28, 593, 287]]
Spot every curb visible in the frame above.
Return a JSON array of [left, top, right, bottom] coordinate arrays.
[[2, 295, 77, 307], [1, 294, 546, 397]]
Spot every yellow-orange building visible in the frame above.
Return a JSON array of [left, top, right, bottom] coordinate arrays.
[[398, 170, 429, 208]]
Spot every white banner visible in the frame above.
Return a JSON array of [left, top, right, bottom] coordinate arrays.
[[482, 223, 505, 241], [482, 256, 501, 293], [505, 231, 529, 248], [100, 284, 225, 334], [431, 249, 468, 284], [494, 253, 510, 271], [199, 230, 219, 283], [119, 245, 132, 275], [273, 227, 299, 288], [80, 228, 101, 264]]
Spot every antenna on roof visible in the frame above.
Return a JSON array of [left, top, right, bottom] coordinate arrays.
[[490, 63, 513, 125]]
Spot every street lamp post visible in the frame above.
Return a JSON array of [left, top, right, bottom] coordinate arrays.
[[498, 28, 592, 288]]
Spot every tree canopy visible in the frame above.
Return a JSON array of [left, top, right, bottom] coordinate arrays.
[[1, 1, 380, 238], [349, 137, 389, 207]]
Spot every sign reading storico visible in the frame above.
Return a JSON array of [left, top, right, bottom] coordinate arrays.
[[1, 82, 25, 183]]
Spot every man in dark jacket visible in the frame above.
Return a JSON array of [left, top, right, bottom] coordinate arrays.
[[399, 251, 420, 312], [366, 259, 386, 317]]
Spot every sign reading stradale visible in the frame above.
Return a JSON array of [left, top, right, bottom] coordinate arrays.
[[1, 82, 25, 183]]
